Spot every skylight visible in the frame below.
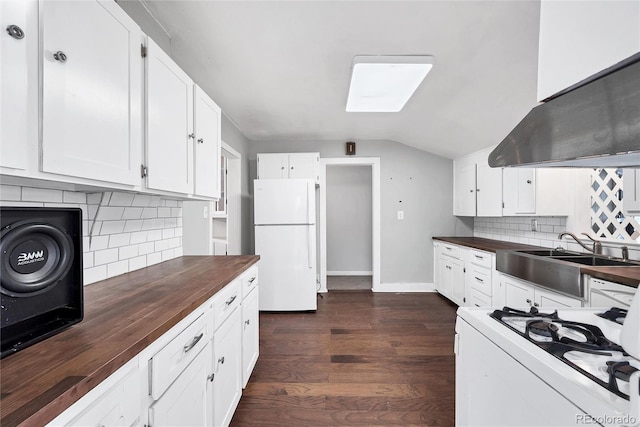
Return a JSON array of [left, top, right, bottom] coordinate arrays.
[[346, 55, 434, 113]]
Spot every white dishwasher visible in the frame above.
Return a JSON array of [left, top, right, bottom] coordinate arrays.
[[589, 277, 637, 309]]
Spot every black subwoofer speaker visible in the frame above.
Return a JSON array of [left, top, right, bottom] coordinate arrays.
[[1, 207, 83, 358]]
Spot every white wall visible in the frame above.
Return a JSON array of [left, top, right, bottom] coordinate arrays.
[[326, 165, 372, 274], [0, 185, 183, 286], [248, 139, 473, 284]]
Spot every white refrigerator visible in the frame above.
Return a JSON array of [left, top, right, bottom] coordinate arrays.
[[254, 179, 317, 311]]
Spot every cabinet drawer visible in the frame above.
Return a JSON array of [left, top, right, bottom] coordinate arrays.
[[469, 266, 492, 297], [241, 266, 259, 300], [213, 279, 240, 330], [150, 312, 210, 400], [441, 244, 460, 259], [470, 249, 492, 269], [469, 288, 492, 307]]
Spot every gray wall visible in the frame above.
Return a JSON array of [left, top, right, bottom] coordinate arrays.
[[326, 165, 372, 273], [248, 139, 471, 284]]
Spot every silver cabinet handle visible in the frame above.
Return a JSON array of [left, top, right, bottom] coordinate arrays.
[[183, 333, 204, 353], [475, 277, 484, 283], [6, 25, 24, 39], [53, 51, 67, 63], [225, 295, 237, 306], [474, 255, 483, 259]]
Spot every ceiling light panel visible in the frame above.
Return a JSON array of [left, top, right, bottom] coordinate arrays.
[[346, 55, 434, 113]]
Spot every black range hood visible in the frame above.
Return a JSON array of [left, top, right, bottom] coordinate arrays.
[[489, 52, 640, 168]]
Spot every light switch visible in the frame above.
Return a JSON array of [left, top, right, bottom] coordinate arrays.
[[397, 210, 404, 220]]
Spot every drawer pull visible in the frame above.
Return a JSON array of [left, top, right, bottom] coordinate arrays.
[[183, 333, 204, 353], [474, 255, 484, 259], [446, 247, 452, 251], [225, 295, 237, 306], [218, 356, 225, 365], [475, 277, 484, 283], [248, 276, 256, 283]]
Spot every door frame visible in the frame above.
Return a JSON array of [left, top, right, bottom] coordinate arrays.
[[222, 141, 241, 255], [319, 157, 380, 292]]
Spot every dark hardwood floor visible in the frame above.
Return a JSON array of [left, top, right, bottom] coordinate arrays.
[[231, 291, 457, 426]]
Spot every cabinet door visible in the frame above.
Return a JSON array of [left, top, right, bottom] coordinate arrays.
[[535, 287, 582, 308], [41, 0, 141, 185], [624, 169, 640, 213], [213, 308, 242, 427], [502, 169, 536, 215], [454, 160, 476, 216], [146, 37, 194, 194], [476, 163, 502, 217], [242, 288, 259, 388], [0, 0, 31, 170], [288, 153, 319, 181], [450, 257, 465, 306], [150, 343, 212, 427], [257, 153, 288, 179], [437, 255, 453, 299], [194, 85, 221, 198], [502, 275, 535, 308]]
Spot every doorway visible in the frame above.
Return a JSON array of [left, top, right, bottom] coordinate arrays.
[[319, 158, 380, 292]]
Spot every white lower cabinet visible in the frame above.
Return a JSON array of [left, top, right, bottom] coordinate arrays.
[[149, 343, 213, 427], [435, 242, 467, 306], [48, 265, 260, 427], [213, 308, 242, 427], [501, 274, 582, 308]]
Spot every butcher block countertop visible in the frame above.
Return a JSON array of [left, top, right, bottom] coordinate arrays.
[[433, 236, 640, 288], [0, 255, 259, 427]]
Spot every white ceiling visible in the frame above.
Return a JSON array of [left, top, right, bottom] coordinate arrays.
[[138, 0, 541, 159]]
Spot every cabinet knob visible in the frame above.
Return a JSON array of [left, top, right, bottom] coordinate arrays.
[[207, 373, 215, 382], [6, 25, 24, 40], [526, 180, 532, 184], [53, 51, 67, 63], [469, 189, 473, 192], [281, 166, 285, 170], [526, 298, 532, 305], [291, 166, 294, 170], [197, 138, 204, 144], [533, 302, 539, 307], [218, 356, 225, 365], [245, 319, 250, 325], [188, 133, 195, 139]]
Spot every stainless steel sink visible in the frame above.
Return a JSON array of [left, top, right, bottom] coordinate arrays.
[[496, 249, 640, 299]]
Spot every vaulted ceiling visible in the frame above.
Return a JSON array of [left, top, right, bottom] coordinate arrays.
[[133, 0, 541, 159]]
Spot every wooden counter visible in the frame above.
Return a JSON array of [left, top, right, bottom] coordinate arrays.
[[0, 255, 259, 427], [433, 236, 640, 288]]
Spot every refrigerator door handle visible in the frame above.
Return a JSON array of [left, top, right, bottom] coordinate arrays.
[[307, 226, 313, 268], [307, 181, 312, 223]]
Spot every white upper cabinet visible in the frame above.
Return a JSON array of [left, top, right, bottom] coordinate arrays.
[[0, 0, 32, 171], [145, 37, 194, 194], [454, 147, 502, 217], [40, 0, 142, 185], [193, 85, 221, 198], [503, 168, 573, 216], [502, 169, 536, 215], [257, 152, 320, 183], [537, 0, 640, 101], [624, 169, 640, 214]]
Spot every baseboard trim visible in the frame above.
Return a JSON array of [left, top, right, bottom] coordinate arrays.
[[372, 282, 435, 293], [327, 271, 373, 276]]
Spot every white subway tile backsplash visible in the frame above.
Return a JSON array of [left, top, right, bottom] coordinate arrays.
[[22, 187, 63, 202], [100, 220, 126, 235], [1, 185, 21, 201], [2, 185, 184, 285], [475, 216, 567, 248], [108, 233, 131, 248], [63, 191, 87, 204], [84, 265, 107, 285], [94, 248, 119, 266], [129, 255, 147, 271], [107, 260, 128, 278], [96, 206, 124, 221], [109, 192, 135, 207]]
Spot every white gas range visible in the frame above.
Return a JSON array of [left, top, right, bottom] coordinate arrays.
[[455, 293, 640, 427]]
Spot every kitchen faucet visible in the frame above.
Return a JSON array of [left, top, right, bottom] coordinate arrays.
[[558, 232, 602, 255]]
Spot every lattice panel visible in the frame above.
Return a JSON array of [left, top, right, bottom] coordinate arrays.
[[591, 169, 640, 241]]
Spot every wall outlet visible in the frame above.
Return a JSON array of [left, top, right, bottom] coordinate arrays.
[[531, 219, 538, 232], [397, 210, 404, 220]]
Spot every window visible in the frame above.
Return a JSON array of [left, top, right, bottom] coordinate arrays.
[[590, 168, 640, 241]]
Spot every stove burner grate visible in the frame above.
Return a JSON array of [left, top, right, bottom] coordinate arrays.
[[597, 307, 628, 325]]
